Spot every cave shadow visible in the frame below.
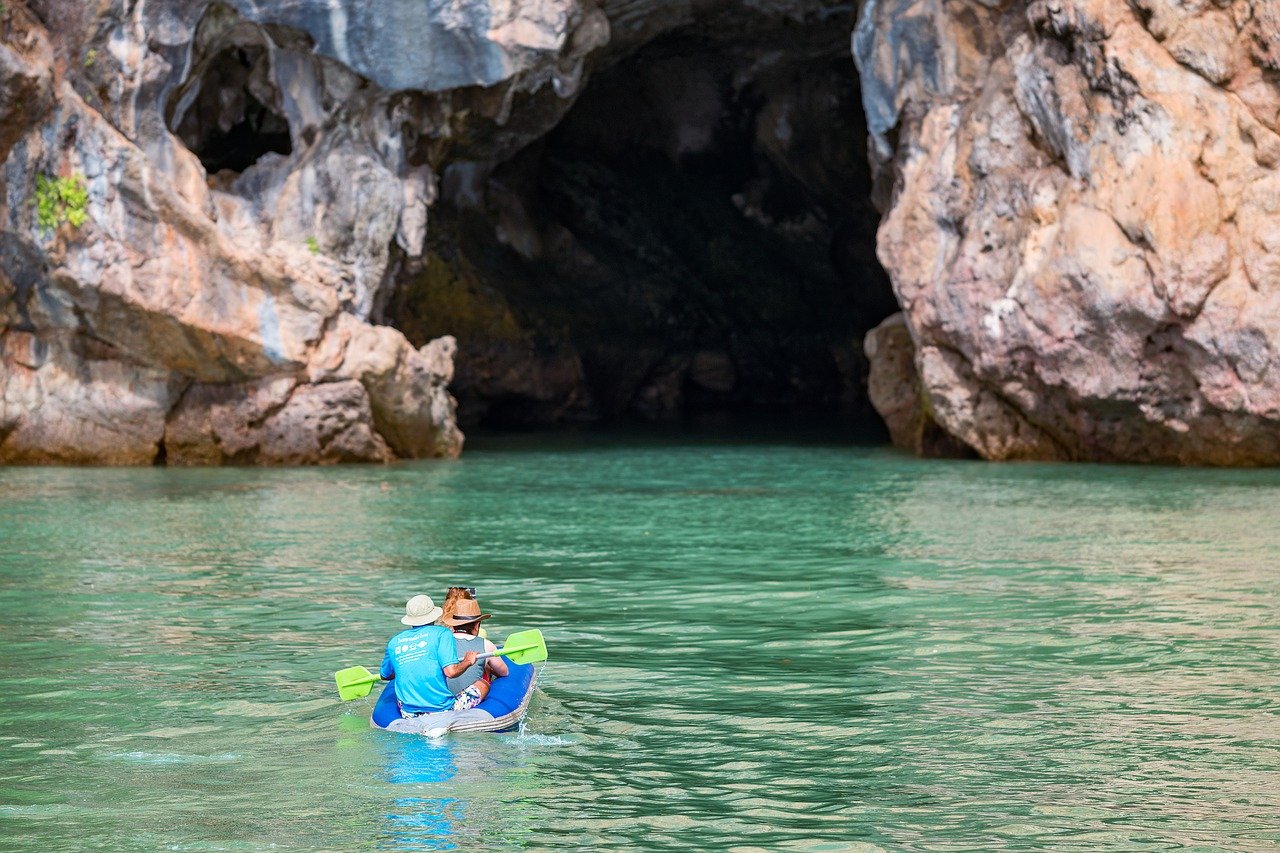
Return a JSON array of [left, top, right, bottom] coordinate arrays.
[[387, 12, 899, 436]]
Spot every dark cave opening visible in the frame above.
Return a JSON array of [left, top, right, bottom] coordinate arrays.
[[167, 45, 292, 178], [388, 20, 897, 432]]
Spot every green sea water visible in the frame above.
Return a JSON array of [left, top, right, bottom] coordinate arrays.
[[1, 433, 1278, 851]]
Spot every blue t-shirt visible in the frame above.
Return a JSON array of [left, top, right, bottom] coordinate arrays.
[[379, 625, 461, 713]]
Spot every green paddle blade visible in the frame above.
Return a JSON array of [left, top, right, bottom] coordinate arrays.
[[497, 629, 547, 665], [334, 665, 379, 701]]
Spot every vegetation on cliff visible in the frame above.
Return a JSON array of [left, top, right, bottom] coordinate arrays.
[[33, 174, 88, 233]]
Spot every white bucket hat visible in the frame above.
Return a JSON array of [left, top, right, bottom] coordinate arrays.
[[401, 594, 443, 626]]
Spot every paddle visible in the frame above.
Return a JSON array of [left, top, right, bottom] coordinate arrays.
[[333, 629, 548, 700], [334, 665, 380, 701], [476, 629, 547, 665]]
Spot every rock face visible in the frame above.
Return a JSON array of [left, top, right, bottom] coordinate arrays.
[[11, 0, 1280, 465], [2, 0, 894, 462], [2, 0, 609, 463], [858, 0, 1280, 463]]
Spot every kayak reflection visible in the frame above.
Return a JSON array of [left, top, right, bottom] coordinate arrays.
[[375, 729, 544, 850], [380, 736, 461, 850]]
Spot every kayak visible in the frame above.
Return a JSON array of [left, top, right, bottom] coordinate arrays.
[[370, 659, 537, 735]]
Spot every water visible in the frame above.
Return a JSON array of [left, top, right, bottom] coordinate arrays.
[[1, 433, 1278, 851]]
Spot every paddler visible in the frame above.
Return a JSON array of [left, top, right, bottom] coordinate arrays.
[[379, 595, 480, 718], [442, 598, 508, 710], [439, 586, 478, 627]]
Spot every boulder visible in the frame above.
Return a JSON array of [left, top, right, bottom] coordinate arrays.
[[865, 313, 973, 458], [164, 377, 394, 465]]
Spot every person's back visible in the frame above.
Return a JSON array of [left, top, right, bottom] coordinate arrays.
[[445, 633, 487, 695], [380, 595, 477, 716], [382, 624, 459, 713]]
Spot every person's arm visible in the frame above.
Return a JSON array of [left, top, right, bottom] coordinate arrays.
[[379, 642, 395, 681], [484, 639, 509, 678], [443, 650, 478, 678]]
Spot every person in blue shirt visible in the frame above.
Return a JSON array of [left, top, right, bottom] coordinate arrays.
[[380, 594, 479, 717]]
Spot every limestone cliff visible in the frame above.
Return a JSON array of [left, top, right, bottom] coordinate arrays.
[[0, 0, 601, 463], [859, 0, 1280, 464], [8, 0, 1280, 465], [2, 0, 887, 461]]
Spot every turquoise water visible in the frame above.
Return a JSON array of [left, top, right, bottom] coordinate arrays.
[[1, 434, 1278, 850]]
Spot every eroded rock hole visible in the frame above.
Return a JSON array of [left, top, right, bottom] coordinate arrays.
[[167, 44, 292, 178], [388, 18, 897, 429]]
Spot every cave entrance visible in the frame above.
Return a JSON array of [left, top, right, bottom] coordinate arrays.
[[167, 39, 292, 180], [387, 12, 897, 431]]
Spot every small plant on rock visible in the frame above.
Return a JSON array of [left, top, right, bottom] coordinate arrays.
[[34, 173, 89, 233], [306, 236, 320, 255]]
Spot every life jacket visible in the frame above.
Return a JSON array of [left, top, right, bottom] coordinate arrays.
[[445, 633, 487, 695]]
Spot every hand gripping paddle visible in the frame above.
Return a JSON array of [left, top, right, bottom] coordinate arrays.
[[333, 629, 548, 700]]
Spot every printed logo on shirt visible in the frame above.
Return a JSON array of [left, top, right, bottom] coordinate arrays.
[[394, 644, 434, 665]]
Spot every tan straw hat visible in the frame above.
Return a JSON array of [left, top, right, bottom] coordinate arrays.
[[401, 594, 443, 626], [442, 598, 491, 627]]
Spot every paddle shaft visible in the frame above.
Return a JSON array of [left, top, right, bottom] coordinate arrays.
[[476, 648, 522, 662], [360, 654, 499, 672]]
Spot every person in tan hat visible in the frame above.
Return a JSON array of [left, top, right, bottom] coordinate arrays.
[[441, 597, 508, 710], [439, 587, 477, 627], [378, 595, 481, 717]]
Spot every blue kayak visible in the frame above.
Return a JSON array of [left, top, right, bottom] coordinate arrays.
[[370, 659, 536, 734]]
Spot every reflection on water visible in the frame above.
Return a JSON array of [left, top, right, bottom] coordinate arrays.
[[375, 725, 549, 850], [382, 737, 459, 850], [0, 437, 1278, 850]]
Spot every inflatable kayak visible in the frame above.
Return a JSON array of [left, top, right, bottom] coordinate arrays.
[[370, 659, 537, 735]]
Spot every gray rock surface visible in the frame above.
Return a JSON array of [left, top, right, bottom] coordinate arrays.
[[1, 0, 514, 463], [0, 8, 54, 164]]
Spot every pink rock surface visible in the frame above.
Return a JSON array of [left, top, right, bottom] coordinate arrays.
[[859, 0, 1280, 463]]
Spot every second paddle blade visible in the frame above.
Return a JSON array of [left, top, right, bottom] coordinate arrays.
[[501, 629, 548, 665], [334, 665, 378, 701]]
